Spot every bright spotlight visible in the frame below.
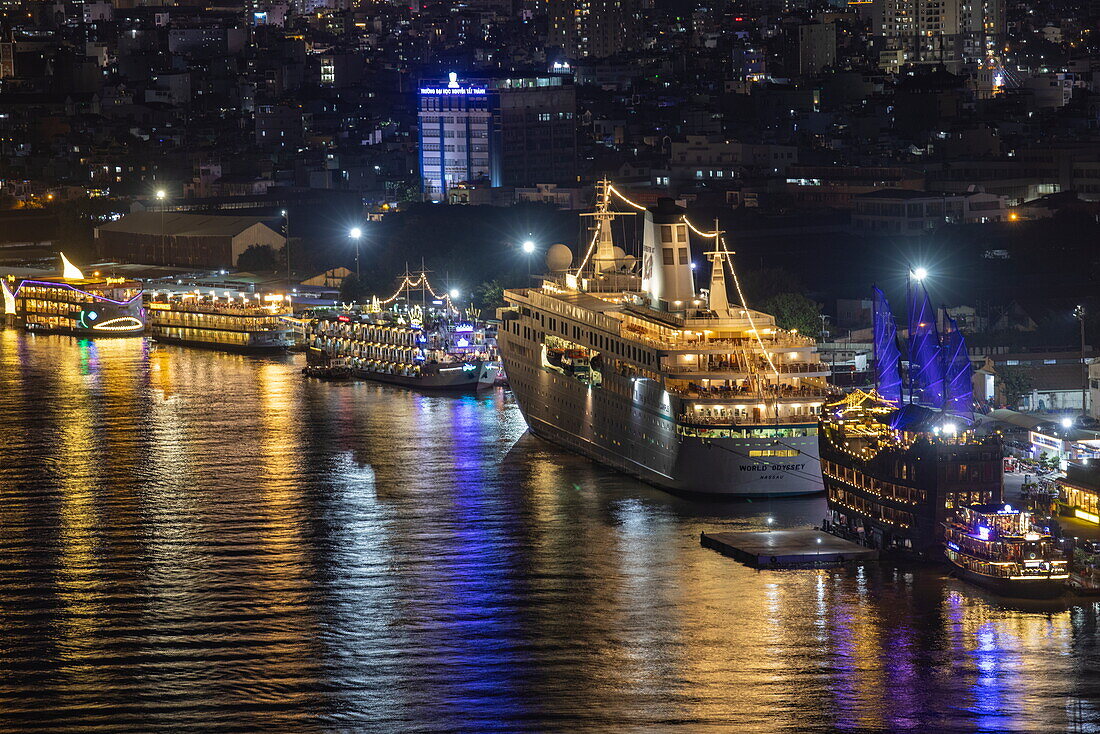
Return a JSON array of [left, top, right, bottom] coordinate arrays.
[[522, 240, 536, 254], [1062, 417, 1073, 429], [912, 267, 928, 281], [349, 227, 362, 239], [155, 189, 166, 200], [449, 288, 460, 299]]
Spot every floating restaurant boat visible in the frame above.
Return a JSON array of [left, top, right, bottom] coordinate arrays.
[[147, 291, 295, 353], [820, 282, 1003, 556], [497, 180, 832, 497], [942, 504, 1068, 598], [1, 254, 144, 336], [304, 273, 500, 391]]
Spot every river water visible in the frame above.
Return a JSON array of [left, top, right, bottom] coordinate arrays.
[[1, 330, 1099, 732]]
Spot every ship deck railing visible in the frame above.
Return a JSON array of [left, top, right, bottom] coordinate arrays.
[[678, 413, 821, 426], [633, 335, 816, 352], [671, 383, 838, 399], [662, 361, 829, 375]]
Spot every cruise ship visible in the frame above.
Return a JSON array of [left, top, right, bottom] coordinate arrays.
[[497, 182, 832, 497], [820, 283, 1003, 556], [305, 273, 500, 390], [1, 254, 145, 336], [148, 291, 295, 352]]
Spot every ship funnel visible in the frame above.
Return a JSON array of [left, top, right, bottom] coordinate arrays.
[[641, 198, 694, 309]]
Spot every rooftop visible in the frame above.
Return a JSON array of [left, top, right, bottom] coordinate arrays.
[[97, 212, 280, 238]]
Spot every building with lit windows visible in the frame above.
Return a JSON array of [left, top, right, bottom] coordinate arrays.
[[871, 0, 1005, 70], [547, 0, 641, 59], [417, 74, 576, 200]]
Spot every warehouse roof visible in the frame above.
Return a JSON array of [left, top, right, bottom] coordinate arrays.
[[96, 212, 280, 238]]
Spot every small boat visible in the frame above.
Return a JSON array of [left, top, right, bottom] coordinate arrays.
[[943, 504, 1069, 599], [303, 358, 352, 380]]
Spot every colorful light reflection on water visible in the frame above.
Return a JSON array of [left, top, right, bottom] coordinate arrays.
[[1, 329, 1100, 731]]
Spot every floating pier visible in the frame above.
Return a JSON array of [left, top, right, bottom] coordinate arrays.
[[701, 529, 879, 569]]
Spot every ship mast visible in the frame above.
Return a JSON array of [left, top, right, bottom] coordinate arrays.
[[703, 220, 730, 314], [577, 178, 635, 280]]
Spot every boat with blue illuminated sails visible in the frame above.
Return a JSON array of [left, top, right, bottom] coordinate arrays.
[[497, 181, 834, 497], [820, 278, 1003, 556]]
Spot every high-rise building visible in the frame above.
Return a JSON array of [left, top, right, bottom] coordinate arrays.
[[547, 0, 641, 59], [872, 0, 1004, 70], [798, 23, 836, 76], [417, 73, 577, 200]]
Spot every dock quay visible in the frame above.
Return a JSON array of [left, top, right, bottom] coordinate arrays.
[[701, 529, 879, 569]]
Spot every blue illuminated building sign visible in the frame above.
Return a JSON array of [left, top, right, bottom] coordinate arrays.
[[419, 87, 487, 95]]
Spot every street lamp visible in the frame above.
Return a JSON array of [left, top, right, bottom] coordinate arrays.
[[911, 266, 928, 281], [281, 210, 290, 287], [349, 227, 362, 278], [156, 189, 167, 265], [449, 288, 460, 299], [521, 239, 537, 276], [1075, 304, 1087, 416]]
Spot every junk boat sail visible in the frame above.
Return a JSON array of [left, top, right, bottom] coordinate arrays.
[[2, 254, 144, 336], [304, 272, 500, 390], [497, 181, 832, 497], [820, 279, 1003, 556], [147, 291, 295, 352], [943, 504, 1068, 598]]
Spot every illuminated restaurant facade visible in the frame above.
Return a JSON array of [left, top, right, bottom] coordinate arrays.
[[1057, 462, 1100, 525]]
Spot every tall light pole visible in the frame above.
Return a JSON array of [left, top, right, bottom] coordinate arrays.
[[282, 209, 290, 289], [522, 239, 536, 276], [1075, 304, 1087, 417], [156, 189, 167, 266], [349, 227, 362, 279], [907, 266, 928, 405]]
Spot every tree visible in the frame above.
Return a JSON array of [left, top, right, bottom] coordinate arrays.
[[472, 280, 505, 312], [760, 292, 822, 337], [738, 267, 804, 306], [998, 365, 1033, 408], [340, 273, 363, 303], [237, 244, 280, 271]]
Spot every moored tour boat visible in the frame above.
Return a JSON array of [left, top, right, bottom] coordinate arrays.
[[2, 254, 144, 336], [943, 504, 1069, 599], [304, 274, 500, 391], [147, 291, 295, 353], [821, 282, 1003, 556]]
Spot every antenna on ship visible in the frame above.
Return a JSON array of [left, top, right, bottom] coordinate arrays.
[[576, 178, 635, 284]]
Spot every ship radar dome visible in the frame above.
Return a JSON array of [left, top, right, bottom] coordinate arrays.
[[612, 245, 627, 269], [545, 243, 572, 272]]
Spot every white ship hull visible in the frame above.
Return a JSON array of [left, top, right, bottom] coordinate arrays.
[[500, 343, 824, 497]]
